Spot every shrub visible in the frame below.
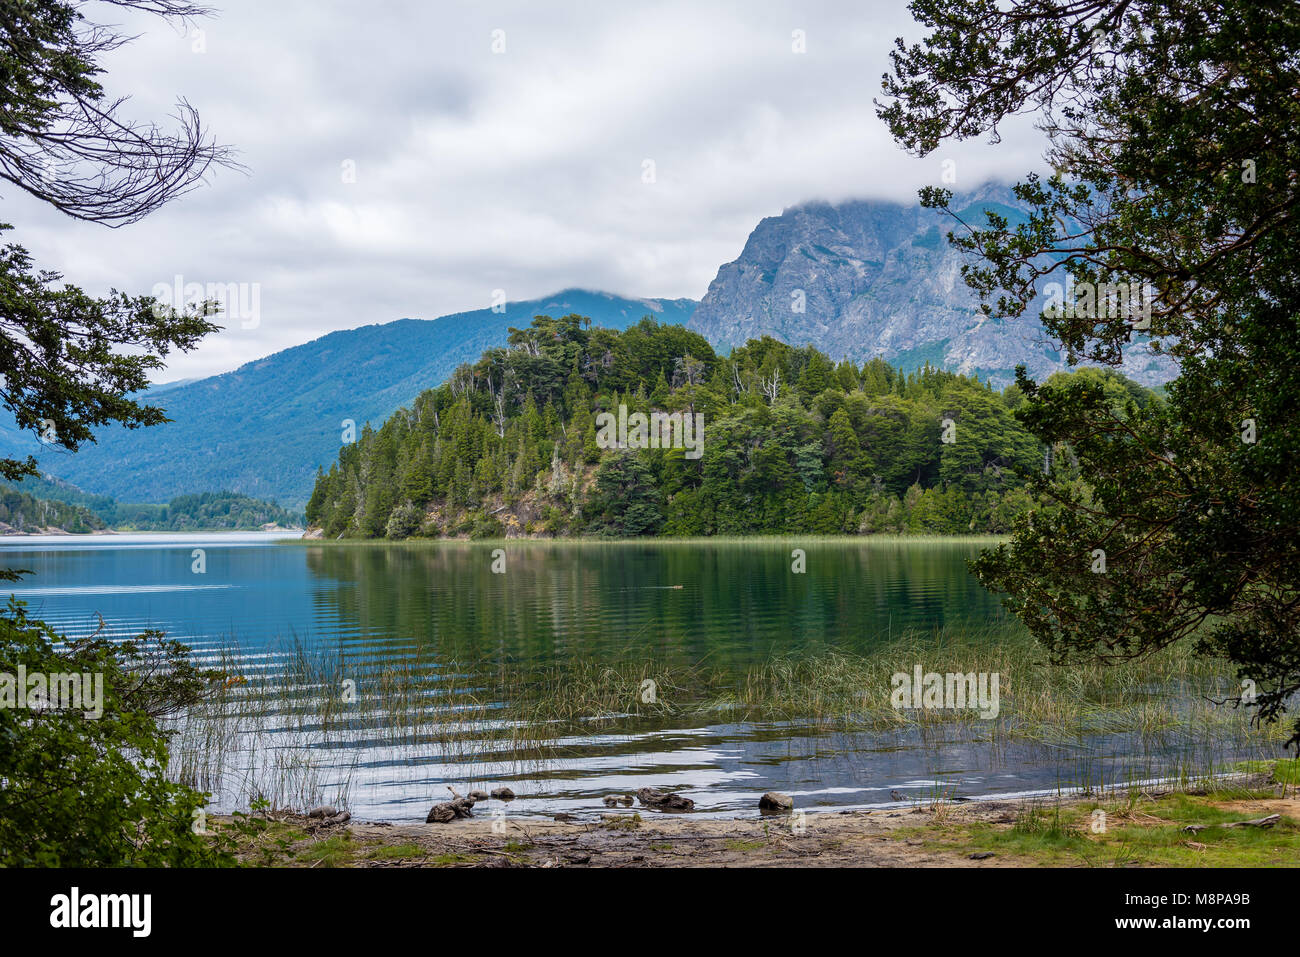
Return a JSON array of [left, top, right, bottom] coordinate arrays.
[[0, 595, 229, 866]]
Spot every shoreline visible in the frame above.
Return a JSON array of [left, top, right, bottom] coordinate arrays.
[[212, 769, 1300, 868], [0, 527, 302, 540], [284, 532, 1010, 546]]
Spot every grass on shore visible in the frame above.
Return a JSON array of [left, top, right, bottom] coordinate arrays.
[[903, 760, 1300, 867]]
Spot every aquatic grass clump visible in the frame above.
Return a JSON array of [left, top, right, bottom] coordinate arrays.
[[167, 639, 560, 812], [506, 656, 723, 729], [718, 621, 1272, 748]]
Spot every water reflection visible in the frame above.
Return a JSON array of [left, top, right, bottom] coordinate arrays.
[[0, 535, 1273, 819], [302, 541, 1007, 669]]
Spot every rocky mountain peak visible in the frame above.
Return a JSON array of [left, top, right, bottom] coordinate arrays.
[[688, 183, 1175, 387]]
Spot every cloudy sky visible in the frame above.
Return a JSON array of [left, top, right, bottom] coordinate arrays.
[[7, 0, 1047, 381]]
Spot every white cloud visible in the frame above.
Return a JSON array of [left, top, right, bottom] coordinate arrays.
[[3, 0, 1050, 380]]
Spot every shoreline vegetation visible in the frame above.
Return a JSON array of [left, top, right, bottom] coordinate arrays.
[[9, 532, 1293, 865], [169, 619, 1293, 830], [210, 763, 1299, 867], [289, 532, 1010, 545]]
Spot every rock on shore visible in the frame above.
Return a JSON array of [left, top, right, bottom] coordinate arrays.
[[759, 792, 794, 813]]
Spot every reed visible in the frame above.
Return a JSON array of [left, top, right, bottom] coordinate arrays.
[[164, 620, 1290, 814]]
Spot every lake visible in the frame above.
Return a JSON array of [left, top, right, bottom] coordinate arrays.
[[0, 532, 1271, 821]]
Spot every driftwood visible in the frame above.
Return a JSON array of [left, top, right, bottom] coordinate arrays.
[[636, 788, 695, 812], [304, 806, 350, 828], [1182, 814, 1280, 834], [1223, 814, 1281, 829], [426, 797, 476, 823]]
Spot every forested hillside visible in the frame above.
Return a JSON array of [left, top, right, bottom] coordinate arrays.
[[307, 315, 1159, 539], [0, 488, 105, 534], [0, 478, 301, 531], [108, 492, 302, 531]]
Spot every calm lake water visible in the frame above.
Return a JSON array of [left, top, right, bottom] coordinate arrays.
[[0, 533, 1266, 820]]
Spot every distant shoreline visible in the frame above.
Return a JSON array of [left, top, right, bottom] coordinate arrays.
[[0, 526, 303, 539], [288, 531, 1009, 546]]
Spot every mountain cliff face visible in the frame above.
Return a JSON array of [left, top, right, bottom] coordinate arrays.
[[688, 183, 1175, 387]]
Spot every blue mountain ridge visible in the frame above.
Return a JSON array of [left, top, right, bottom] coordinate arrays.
[[0, 289, 696, 508]]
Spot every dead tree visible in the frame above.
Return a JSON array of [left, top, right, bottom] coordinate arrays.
[[0, 1, 239, 226]]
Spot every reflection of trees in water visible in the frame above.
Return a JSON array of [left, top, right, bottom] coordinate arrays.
[[301, 542, 1005, 677]]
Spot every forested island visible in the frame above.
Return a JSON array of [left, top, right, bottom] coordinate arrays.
[[306, 315, 1159, 539]]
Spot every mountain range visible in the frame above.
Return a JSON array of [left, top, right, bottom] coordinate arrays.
[[0, 291, 696, 507], [687, 183, 1175, 387], [1, 184, 1176, 509]]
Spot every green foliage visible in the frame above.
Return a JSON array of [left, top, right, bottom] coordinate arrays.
[[109, 492, 302, 531], [0, 486, 103, 532], [0, 597, 229, 866], [0, 227, 218, 484], [880, 0, 1300, 745], [0, 471, 116, 516], [584, 453, 664, 536], [307, 316, 1145, 539]]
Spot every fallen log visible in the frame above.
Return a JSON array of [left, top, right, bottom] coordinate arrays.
[[636, 788, 695, 812], [1182, 813, 1280, 834], [1224, 814, 1281, 829]]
